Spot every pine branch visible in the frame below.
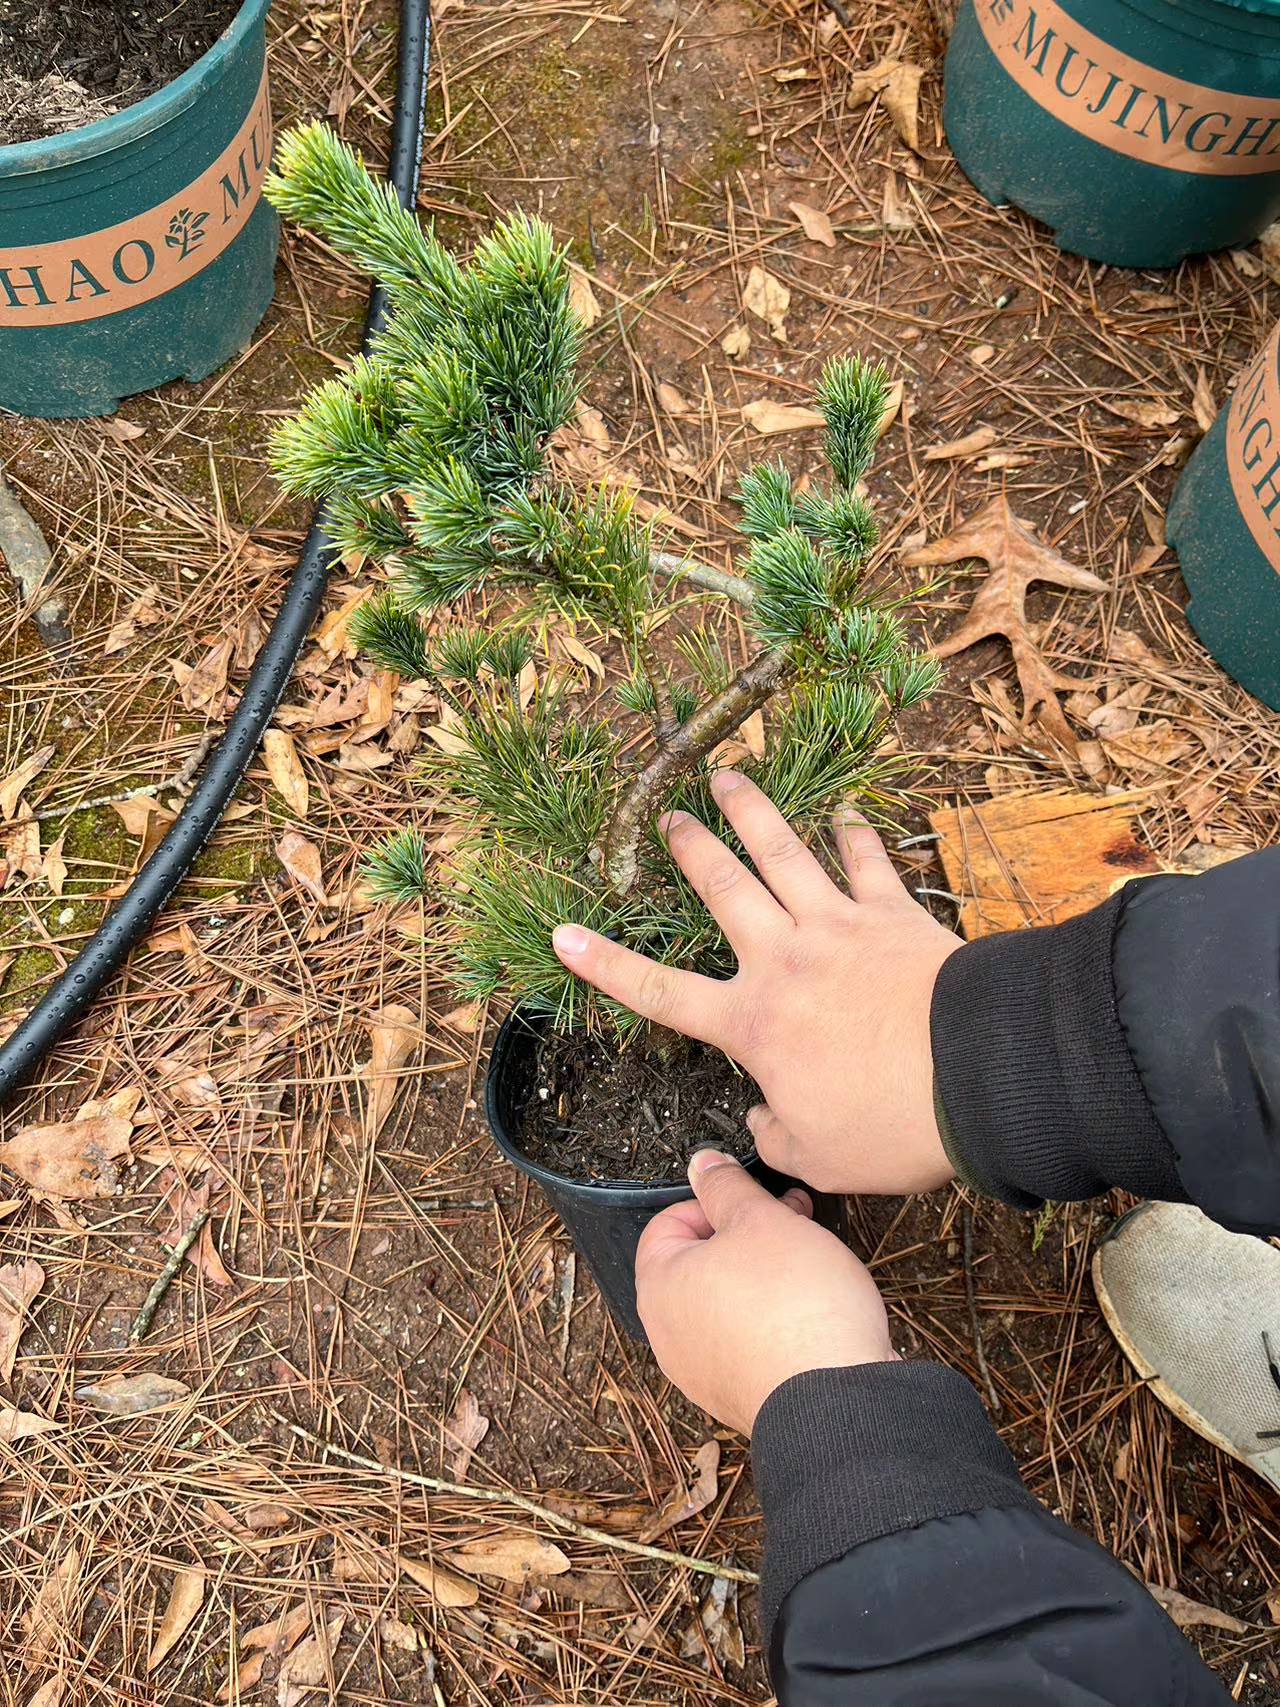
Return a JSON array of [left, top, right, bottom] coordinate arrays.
[[633, 630, 678, 739], [651, 550, 755, 606], [600, 646, 793, 896]]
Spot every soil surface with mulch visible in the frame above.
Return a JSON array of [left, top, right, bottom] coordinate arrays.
[[517, 1027, 758, 1182], [3, 0, 1280, 1700], [0, 0, 240, 143]]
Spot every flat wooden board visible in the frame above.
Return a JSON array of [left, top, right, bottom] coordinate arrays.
[[929, 789, 1161, 940]]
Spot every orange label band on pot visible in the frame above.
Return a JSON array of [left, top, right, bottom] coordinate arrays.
[[1228, 326, 1280, 573], [976, 0, 1280, 176], [0, 70, 272, 328]]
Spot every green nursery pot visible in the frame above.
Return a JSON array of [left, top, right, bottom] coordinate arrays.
[[0, 0, 278, 419], [943, 0, 1280, 267], [1168, 322, 1280, 710]]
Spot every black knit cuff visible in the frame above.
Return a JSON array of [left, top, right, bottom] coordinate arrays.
[[751, 1362, 1036, 1640], [929, 891, 1184, 1211]]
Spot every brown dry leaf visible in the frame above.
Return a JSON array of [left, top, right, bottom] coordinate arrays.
[[110, 795, 175, 839], [1100, 719, 1195, 777], [0, 1400, 59, 1444], [177, 636, 234, 715], [0, 1114, 133, 1199], [741, 399, 825, 436], [22, 1547, 82, 1663], [398, 1554, 481, 1606], [1103, 398, 1181, 431], [5, 813, 41, 882], [76, 1372, 190, 1416], [879, 60, 925, 152], [877, 379, 905, 440], [558, 631, 606, 680], [637, 1439, 720, 1542], [314, 587, 371, 661], [41, 833, 67, 898], [445, 1386, 490, 1480], [683, 1575, 745, 1670], [241, 1602, 312, 1657], [739, 709, 766, 760], [1146, 1584, 1248, 1635], [444, 1534, 571, 1582], [425, 721, 472, 758], [1266, 1585, 1280, 1626], [552, 1570, 632, 1609], [568, 266, 602, 329], [656, 380, 694, 417], [880, 171, 916, 230], [970, 344, 996, 366], [101, 415, 146, 443], [362, 1003, 419, 1138], [1191, 368, 1217, 434], [742, 266, 790, 341], [103, 585, 162, 655], [277, 1611, 345, 1707], [850, 56, 925, 151], [922, 425, 998, 462], [0, 745, 54, 821], [440, 1001, 483, 1034], [28, 1678, 63, 1707], [160, 1170, 233, 1288], [276, 830, 327, 905], [147, 1567, 206, 1671], [720, 322, 750, 359], [789, 200, 836, 247], [0, 1258, 43, 1379], [904, 497, 1107, 752], [360, 672, 399, 735], [379, 1614, 421, 1653], [264, 729, 309, 820], [155, 1056, 221, 1112], [77, 1086, 144, 1124]]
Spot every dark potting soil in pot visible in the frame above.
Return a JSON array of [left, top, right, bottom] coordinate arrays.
[[516, 1029, 758, 1185], [0, 0, 241, 144]]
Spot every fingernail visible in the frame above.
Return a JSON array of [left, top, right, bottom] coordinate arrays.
[[711, 769, 745, 794], [744, 1106, 763, 1134], [552, 924, 590, 957], [688, 1147, 728, 1182], [837, 804, 868, 825], [782, 1187, 812, 1213], [659, 809, 691, 834]]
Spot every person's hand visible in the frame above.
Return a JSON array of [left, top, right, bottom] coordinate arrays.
[[552, 770, 961, 1194], [637, 1149, 896, 1434]]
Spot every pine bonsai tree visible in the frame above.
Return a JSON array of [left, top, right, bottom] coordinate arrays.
[[266, 125, 938, 1034]]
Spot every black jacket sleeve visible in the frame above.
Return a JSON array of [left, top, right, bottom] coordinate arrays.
[[929, 848, 1280, 1237], [752, 1363, 1231, 1705]]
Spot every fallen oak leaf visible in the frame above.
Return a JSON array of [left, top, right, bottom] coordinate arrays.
[[264, 729, 309, 820], [1146, 1584, 1249, 1635], [5, 812, 41, 883], [176, 636, 234, 715], [740, 400, 825, 436], [636, 1439, 720, 1542], [218, 1602, 312, 1702], [444, 1386, 489, 1480], [742, 266, 790, 342], [789, 200, 836, 247], [0, 1400, 59, 1444], [0, 1114, 133, 1199], [277, 1611, 345, 1707], [903, 496, 1107, 753], [147, 1566, 206, 1671], [0, 744, 55, 821], [22, 1546, 82, 1664], [159, 1169, 233, 1288], [568, 265, 602, 329], [362, 1003, 419, 1138], [41, 832, 67, 898], [443, 1533, 571, 1582], [0, 1258, 44, 1379], [276, 830, 328, 905], [1102, 398, 1181, 431], [75, 1372, 190, 1416], [922, 424, 998, 461], [849, 57, 925, 152], [398, 1555, 481, 1607]]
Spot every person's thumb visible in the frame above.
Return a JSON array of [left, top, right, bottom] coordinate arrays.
[[687, 1149, 769, 1229]]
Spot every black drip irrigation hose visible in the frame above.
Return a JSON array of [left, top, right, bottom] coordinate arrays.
[[0, 0, 433, 1111]]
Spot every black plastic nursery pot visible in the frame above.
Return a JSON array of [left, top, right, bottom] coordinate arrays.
[[0, 0, 279, 419], [943, 0, 1280, 268], [486, 1009, 846, 1342], [1167, 318, 1280, 710]]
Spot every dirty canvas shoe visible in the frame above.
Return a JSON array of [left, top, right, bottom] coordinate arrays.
[[1093, 1200, 1280, 1494]]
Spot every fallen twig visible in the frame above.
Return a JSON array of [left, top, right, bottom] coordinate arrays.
[[274, 1412, 760, 1584], [129, 1208, 210, 1342], [70, 735, 215, 815]]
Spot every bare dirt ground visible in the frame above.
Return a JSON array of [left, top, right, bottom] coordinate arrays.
[[2, 0, 1280, 1702]]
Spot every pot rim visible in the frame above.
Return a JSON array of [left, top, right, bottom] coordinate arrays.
[[0, 0, 271, 174], [485, 1005, 760, 1199]]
